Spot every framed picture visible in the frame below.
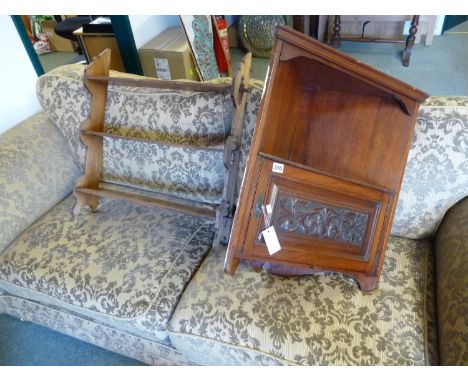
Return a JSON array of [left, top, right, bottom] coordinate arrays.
[[180, 15, 220, 81]]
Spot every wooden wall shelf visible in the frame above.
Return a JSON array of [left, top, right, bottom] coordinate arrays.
[[73, 49, 252, 245]]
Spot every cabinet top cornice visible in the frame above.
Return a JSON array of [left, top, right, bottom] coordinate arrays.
[[275, 25, 429, 103]]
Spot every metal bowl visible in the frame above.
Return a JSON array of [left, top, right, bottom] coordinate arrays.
[[238, 16, 293, 58]]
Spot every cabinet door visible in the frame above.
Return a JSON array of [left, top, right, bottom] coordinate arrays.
[[242, 157, 393, 275]]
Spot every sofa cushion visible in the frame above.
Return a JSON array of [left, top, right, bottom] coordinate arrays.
[[392, 96, 468, 239], [37, 64, 230, 204], [168, 237, 438, 365], [434, 196, 468, 365], [0, 112, 81, 254], [0, 195, 214, 342], [36, 64, 264, 205]]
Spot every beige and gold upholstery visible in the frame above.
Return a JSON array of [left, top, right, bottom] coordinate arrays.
[[37, 64, 468, 240], [0, 195, 214, 342], [0, 293, 194, 365], [36, 65, 263, 205], [1, 65, 466, 365], [393, 97, 468, 239], [434, 196, 468, 365], [168, 237, 438, 365], [0, 112, 81, 254]]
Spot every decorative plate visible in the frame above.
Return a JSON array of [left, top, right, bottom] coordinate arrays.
[[238, 16, 293, 58]]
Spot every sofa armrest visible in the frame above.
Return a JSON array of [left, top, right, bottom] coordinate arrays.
[[0, 112, 81, 253], [434, 196, 468, 365]]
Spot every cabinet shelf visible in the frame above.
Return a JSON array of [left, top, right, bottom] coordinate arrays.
[[258, 152, 395, 195]]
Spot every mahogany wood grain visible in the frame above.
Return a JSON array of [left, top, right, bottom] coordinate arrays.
[[225, 25, 428, 291], [275, 26, 427, 102], [287, 90, 415, 190], [241, 158, 390, 272]]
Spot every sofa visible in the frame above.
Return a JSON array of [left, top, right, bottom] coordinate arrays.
[[0, 64, 467, 365]]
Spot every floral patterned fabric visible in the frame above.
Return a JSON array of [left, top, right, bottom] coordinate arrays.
[[434, 196, 468, 365], [392, 97, 468, 239], [36, 65, 263, 205], [101, 140, 224, 205], [424, 96, 468, 107], [168, 237, 438, 365], [0, 294, 194, 365], [37, 64, 230, 203], [0, 112, 81, 254], [36, 65, 468, 238], [0, 195, 214, 342], [2, 65, 463, 365]]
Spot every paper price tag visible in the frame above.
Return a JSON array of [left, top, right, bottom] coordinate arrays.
[[272, 162, 284, 173], [261, 226, 281, 256]]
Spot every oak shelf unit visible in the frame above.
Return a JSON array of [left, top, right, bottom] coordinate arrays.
[[73, 49, 252, 245]]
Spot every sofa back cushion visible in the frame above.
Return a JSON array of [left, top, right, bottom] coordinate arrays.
[[37, 65, 230, 205], [38, 64, 466, 239], [37, 64, 263, 205], [392, 97, 468, 239], [0, 112, 81, 253], [434, 196, 468, 365]]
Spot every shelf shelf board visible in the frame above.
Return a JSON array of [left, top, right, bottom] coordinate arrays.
[[81, 130, 224, 151], [75, 185, 218, 219], [85, 75, 232, 93]]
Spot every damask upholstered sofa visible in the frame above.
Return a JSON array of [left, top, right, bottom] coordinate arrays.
[[0, 64, 467, 365]]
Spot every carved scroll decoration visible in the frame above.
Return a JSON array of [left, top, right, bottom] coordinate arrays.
[[272, 193, 369, 246]]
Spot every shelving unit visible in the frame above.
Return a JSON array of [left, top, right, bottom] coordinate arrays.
[[73, 49, 252, 244]]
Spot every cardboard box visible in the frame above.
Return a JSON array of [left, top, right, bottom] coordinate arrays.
[[41, 20, 76, 53], [139, 26, 199, 81]]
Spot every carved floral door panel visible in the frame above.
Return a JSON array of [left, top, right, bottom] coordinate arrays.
[[242, 157, 393, 274]]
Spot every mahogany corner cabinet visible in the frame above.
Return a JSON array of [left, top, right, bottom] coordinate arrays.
[[224, 25, 428, 291]]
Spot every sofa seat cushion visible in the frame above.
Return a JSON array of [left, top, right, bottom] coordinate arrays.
[[168, 237, 438, 365], [0, 195, 215, 342]]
